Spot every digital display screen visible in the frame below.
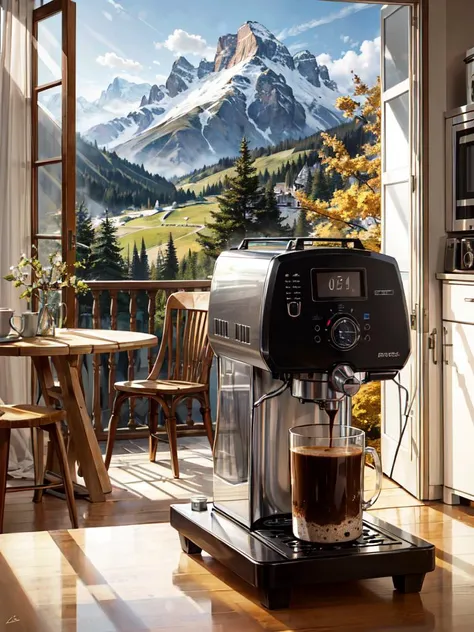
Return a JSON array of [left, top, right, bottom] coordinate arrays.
[[312, 270, 364, 299]]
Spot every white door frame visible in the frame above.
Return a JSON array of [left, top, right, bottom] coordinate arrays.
[[322, 0, 432, 499]]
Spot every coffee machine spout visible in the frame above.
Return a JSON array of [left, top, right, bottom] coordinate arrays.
[[330, 364, 361, 398]]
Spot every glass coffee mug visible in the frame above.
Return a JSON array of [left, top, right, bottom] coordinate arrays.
[[289, 425, 382, 544]]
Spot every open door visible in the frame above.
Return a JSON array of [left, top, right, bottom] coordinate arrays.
[[380, 4, 421, 496], [32, 0, 76, 319]]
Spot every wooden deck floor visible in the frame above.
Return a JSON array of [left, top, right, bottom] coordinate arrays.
[[2, 439, 474, 629]]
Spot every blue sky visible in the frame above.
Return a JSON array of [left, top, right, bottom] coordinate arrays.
[[76, 0, 381, 101]]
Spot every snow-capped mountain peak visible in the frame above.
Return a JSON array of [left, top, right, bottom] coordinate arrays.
[[166, 57, 198, 97], [96, 77, 152, 113], [83, 21, 342, 178], [224, 20, 295, 70]]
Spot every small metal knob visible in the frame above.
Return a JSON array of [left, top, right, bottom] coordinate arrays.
[[330, 364, 361, 397], [191, 496, 208, 512]]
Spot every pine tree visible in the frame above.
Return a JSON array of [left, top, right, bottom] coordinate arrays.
[[139, 237, 149, 280], [294, 208, 313, 237], [162, 232, 179, 279], [304, 170, 313, 197], [316, 165, 332, 202], [254, 181, 289, 236], [311, 167, 321, 201], [154, 244, 164, 280], [131, 242, 141, 279], [91, 210, 127, 280], [76, 202, 95, 276], [178, 255, 188, 279], [198, 137, 263, 258], [125, 244, 131, 277], [189, 250, 198, 279], [330, 170, 344, 194]]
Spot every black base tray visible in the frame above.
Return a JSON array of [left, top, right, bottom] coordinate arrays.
[[170, 503, 435, 610]]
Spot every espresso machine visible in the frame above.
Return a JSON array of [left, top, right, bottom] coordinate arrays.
[[170, 238, 435, 609]]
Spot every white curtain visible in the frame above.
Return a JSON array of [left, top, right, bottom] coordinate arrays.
[[0, 0, 34, 478]]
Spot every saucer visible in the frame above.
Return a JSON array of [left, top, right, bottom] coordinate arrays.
[[0, 332, 22, 344]]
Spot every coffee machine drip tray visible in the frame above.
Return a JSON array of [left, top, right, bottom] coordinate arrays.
[[254, 516, 410, 560], [171, 503, 435, 610]]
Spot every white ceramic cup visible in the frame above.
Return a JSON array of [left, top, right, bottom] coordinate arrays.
[[0, 308, 24, 338], [22, 311, 39, 338]]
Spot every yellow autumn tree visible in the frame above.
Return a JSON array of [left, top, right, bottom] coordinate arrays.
[[296, 75, 383, 448], [296, 74, 381, 251]]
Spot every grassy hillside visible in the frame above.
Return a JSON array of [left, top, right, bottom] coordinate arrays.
[[117, 199, 218, 260], [178, 149, 310, 195], [118, 226, 190, 252], [125, 200, 216, 228]]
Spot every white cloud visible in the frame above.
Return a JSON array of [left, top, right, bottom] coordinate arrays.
[[155, 29, 215, 60], [278, 4, 371, 40], [102, 11, 113, 21], [288, 42, 309, 55], [153, 60, 161, 66], [341, 34, 359, 50], [107, 0, 124, 12], [317, 37, 381, 95], [155, 74, 167, 84], [96, 51, 143, 72]]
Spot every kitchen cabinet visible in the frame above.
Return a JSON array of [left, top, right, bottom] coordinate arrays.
[[443, 311, 474, 503]]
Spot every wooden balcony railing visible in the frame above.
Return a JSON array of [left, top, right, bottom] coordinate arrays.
[[74, 280, 212, 441]]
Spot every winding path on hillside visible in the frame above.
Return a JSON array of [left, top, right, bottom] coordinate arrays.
[[145, 224, 205, 262]]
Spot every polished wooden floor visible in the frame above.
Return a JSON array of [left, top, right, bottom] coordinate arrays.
[[2, 439, 474, 630]]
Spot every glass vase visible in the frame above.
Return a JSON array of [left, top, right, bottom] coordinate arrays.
[[37, 291, 57, 336], [37, 291, 66, 336]]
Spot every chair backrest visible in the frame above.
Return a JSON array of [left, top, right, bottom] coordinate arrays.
[[148, 291, 213, 384]]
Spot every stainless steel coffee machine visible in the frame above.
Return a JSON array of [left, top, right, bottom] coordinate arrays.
[[171, 238, 435, 609]]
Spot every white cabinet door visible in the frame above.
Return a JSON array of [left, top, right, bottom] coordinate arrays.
[[443, 321, 474, 499]]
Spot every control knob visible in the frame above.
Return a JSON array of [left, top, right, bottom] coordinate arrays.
[[330, 315, 360, 351]]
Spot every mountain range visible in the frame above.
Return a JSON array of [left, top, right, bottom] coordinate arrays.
[[80, 21, 342, 178], [41, 78, 153, 133]]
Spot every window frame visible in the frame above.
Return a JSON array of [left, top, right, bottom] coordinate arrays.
[[32, 0, 76, 318]]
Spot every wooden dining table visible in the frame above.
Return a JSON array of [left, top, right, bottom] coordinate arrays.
[[0, 329, 157, 502]]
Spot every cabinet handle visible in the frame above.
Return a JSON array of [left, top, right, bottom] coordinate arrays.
[[464, 298, 474, 303], [428, 328, 438, 365], [442, 326, 453, 366]]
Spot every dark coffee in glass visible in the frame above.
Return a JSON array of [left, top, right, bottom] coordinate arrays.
[[289, 425, 382, 544]]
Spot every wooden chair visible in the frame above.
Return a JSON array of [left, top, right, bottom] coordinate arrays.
[[105, 291, 214, 478], [0, 401, 78, 533]]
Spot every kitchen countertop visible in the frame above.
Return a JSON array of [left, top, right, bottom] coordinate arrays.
[[437, 272, 474, 282]]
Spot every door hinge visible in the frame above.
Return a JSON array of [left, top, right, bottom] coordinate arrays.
[[412, 15, 418, 29], [411, 175, 416, 193]]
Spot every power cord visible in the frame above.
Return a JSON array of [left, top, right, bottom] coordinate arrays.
[[388, 378, 416, 479]]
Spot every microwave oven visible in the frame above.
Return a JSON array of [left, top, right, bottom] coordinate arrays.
[[446, 104, 474, 232]]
